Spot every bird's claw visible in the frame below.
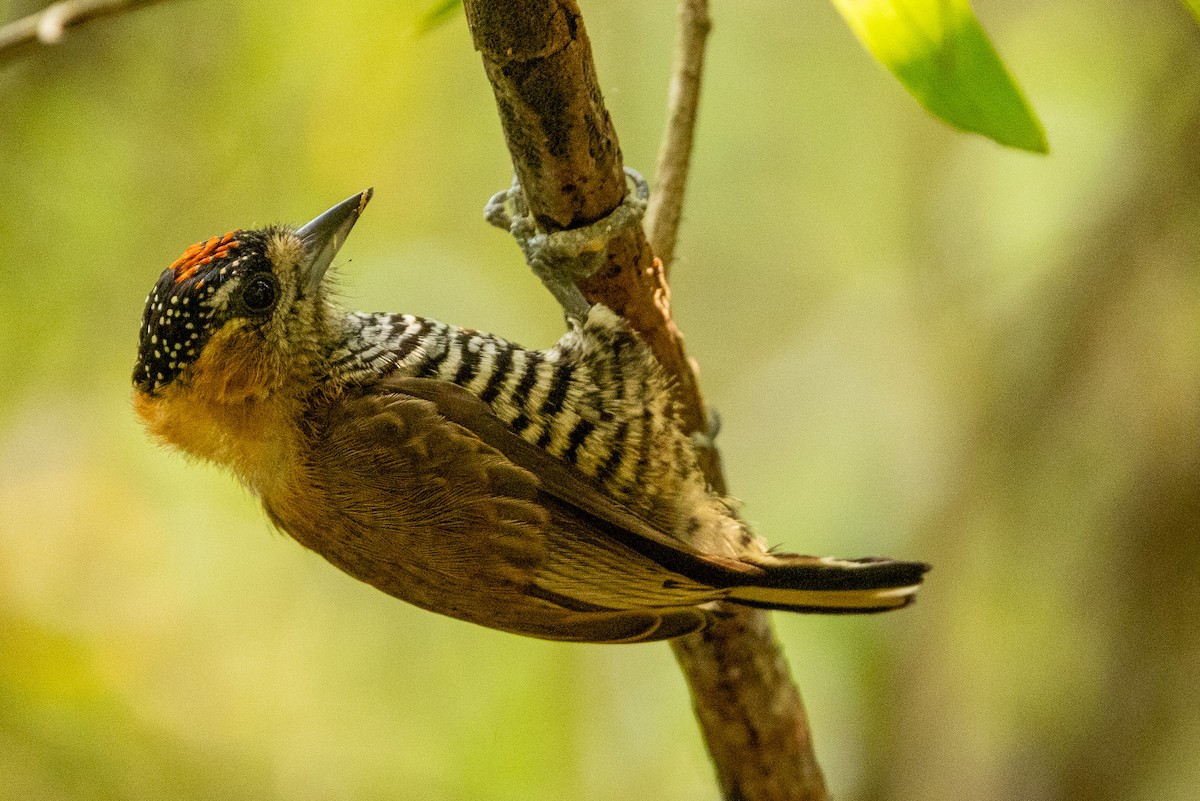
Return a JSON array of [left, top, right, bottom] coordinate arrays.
[[485, 168, 649, 321]]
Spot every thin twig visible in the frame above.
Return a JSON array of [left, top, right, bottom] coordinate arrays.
[[0, 0, 167, 60], [645, 0, 711, 277], [649, 4, 828, 797]]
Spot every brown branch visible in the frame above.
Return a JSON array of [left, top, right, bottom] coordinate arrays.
[[463, 0, 708, 444], [0, 0, 167, 60], [673, 609, 827, 801], [464, 2, 827, 799], [645, 0, 712, 277]]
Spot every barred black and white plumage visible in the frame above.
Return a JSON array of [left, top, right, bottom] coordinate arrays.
[[332, 308, 707, 534], [133, 190, 929, 644]]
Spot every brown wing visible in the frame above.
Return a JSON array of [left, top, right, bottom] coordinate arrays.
[[382, 377, 929, 614], [271, 388, 721, 642], [381, 377, 767, 582]]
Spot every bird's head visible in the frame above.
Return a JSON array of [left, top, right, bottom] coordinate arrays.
[[133, 189, 372, 405]]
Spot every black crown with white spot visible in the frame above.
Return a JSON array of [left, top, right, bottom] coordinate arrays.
[[133, 229, 271, 393]]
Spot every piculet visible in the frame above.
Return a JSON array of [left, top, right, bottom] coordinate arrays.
[[132, 190, 929, 643]]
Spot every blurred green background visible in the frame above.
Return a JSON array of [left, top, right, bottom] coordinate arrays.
[[2, 1, 1198, 799]]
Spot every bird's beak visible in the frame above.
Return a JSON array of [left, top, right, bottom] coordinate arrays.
[[296, 188, 373, 295]]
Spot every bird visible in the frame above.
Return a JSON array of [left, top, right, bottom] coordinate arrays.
[[132, 189, 929, 643]]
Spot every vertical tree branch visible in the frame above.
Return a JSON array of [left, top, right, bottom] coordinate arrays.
[[644, 0, 712, 276], [464, 2, 827, 798], [463, 0, 709, 451]]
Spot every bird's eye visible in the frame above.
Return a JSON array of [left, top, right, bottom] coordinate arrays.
[[241, 275, 278, 314]]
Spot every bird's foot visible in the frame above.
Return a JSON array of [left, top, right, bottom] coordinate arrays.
[[690, 406, 722, 451], [484, 167, 650, 323]]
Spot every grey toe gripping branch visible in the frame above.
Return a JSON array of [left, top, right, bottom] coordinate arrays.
[[485, 167, 650, 320]]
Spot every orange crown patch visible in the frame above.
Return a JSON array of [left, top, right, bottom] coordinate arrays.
[[171, 232, 240, 283]]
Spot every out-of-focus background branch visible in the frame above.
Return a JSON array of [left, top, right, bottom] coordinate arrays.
[[868, 41, 1200, 801], [1, 2, 1198, 800], [0, 0, 165, 58]]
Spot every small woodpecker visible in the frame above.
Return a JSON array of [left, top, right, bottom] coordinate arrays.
[[133, 190, 928, 643]]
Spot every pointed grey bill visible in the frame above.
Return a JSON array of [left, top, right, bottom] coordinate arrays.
[[297, 188, 374, 295]]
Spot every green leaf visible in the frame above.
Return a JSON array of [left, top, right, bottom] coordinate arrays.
[[1184, 0, 1200, 24], [418, 0, 462, 34], [831, 0, 1048, 153]]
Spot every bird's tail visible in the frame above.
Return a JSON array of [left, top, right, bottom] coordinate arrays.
[[727, 554, 930, 613]]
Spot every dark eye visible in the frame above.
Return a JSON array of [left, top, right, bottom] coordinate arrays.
[[241, 275, 277, 313]]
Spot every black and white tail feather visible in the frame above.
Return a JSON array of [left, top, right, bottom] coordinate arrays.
[[727, 554, 928, 613]]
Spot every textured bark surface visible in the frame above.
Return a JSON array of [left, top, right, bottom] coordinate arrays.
[[464, 1, 827, 798], [464, 0, 713, 480], [464, 0, 625, 232], [673, 606, 828, 800]]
